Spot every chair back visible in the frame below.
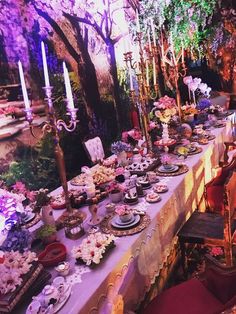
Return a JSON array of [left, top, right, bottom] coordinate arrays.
[[83, 136, 105, 164], [223, 170, 236, 264]]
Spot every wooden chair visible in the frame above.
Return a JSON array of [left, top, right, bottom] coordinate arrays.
[[83, 136, 105, 164], [142, 254, 236, 314], [205, 156, 236, 215], [178, 170, 236, 273], [223, 141, 236, 165]]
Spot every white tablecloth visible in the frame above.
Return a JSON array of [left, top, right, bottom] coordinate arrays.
[[24, 121, 233, 314]]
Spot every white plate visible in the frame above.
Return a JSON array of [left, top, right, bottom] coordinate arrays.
[[111, 215, 140, 229], [158, 165, 179, 173], [26, 284, 71, 314]]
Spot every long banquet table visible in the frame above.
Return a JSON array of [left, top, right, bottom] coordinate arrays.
[[25, 119, 234, 314]]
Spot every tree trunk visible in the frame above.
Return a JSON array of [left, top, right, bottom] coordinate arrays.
[[64, 13, 102, 120], [106, 40, 121, 132]]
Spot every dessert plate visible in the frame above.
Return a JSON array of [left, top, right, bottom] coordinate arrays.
[[111, 215, 140, 229], [157, 165, 179, 173], [153, 185, 168, 193], [145, 194, 161, 203]]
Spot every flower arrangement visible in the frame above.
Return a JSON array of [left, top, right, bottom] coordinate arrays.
[[160, 154, 172, 165], [0, 250, 37, 295], [115, 204, 132, 216], [122, 128, 142, 147], [107, 181, 124, 194], [107, 181, 124, 193], [209, 246, 224, 261], [0, 228, 32, 252], [111, 141, 132, 155], [0, 106, 21, 118], [183, 76, 212, 105], [71, 232, 115, 266], [36, 225, 57, 242], [11, 181, 37, 206], [181, 103, 198, 116], [152, 96, 177, 124], [196, 99, 211, 111]]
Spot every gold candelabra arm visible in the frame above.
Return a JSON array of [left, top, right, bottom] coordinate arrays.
[[56, 108, 79, 132]]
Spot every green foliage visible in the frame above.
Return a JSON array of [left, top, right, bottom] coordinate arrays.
[[36, 224, 56, 239]]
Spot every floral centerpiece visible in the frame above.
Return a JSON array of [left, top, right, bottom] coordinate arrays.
[[152, 96, 177, 124], [183, 76, 211, 105], [111, 141, 132, 166], [160, 154, 173, 170], [122, 128, 142, 148], [0, 250, 37, 295], [115, 204, 133, 222], [111, 141, 132, 155], [71, 232, 115, 266], [107, 181, 125, 203]]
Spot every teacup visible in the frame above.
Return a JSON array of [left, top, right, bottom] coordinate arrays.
[[52, 276, 65, 294], [55, 262, 70, 277], [41, 284, 60, 307], [163, 164, 173, 170], [27, 300, 41, 314]]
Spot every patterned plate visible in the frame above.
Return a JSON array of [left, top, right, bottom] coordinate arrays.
[[156, 164, 189, 177], [111, 215, 140, 229], [101, 213, 151, 236], [158, 165, 179, 173]]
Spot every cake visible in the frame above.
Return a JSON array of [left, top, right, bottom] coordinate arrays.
[[146, 192, 161, 203], [137, 176, 151, 189], [124, 191, 138, 204]]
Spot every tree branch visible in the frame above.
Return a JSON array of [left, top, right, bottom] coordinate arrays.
[[33, 5, 81, 64], [68, 13, 107, 43]]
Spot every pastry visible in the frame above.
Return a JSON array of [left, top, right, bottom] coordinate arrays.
[[146, 192, 161, 203], [153, 184, 168, 193]]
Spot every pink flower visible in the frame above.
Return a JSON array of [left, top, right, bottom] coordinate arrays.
[[149, 121, 157, 130], [210, 247, 224, 257], [12, 181, 27, 194], [122, 131, 129, 143], [115, 205, 132, 216], [183, 76, 193, 85], [116, 167, 124, 175], [26, 190, 36, 202], [160, 154, 172, 165]]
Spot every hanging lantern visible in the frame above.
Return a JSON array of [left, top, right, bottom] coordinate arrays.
[[63, 215, 84, 240]]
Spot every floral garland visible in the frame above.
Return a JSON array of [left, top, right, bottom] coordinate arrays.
[[72, 232, 115, 266], [0, 250, 37, 295]]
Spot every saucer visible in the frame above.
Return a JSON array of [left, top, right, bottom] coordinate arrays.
[[111, 215, 140, 229], [158, 165, 179, 173], [114, 215, 136, 226]]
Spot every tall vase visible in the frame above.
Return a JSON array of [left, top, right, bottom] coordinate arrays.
[[162, 123, 170, 144], [117, 151, 127, 166]]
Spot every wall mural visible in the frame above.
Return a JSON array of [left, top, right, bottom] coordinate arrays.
[[0, 0, 235, 191]]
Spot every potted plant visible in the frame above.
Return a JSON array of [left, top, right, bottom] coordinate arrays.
[[107, 181, 124, 203], [36, 225, 57, 244], [115, 205, 133, 223], [160, 154, 173, 170]]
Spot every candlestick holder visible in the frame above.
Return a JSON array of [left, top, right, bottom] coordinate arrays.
[[25, 85, 79, 220]]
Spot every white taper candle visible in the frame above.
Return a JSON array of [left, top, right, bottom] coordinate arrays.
[[18, 61, 30, 110], [41, 42, 50, 87], [63, 62, 74, 109]]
